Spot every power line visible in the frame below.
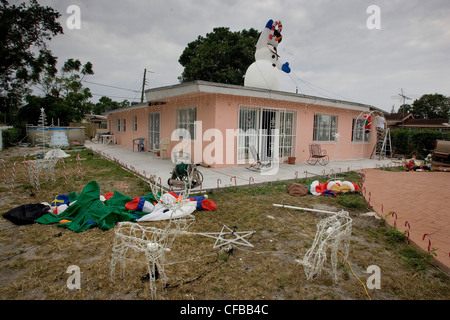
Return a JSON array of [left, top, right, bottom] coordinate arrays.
[[91, 92, 140, 101], [82, 80, 141, 93], [290, 72, 353, 101], [279, 58, 354, 101]]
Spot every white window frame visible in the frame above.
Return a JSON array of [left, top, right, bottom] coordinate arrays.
[[132, 115, 138, 131], [115, 119, 120, 132], [177, 107, 196, 140], [352, 118, 370, 142], [313, 114, 337, 142]]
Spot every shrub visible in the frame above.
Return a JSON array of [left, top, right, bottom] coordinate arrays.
[[1, 127, 24, 149], [390, 129, 450, 158]]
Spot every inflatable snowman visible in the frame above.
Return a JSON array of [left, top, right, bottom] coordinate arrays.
[[244, 19, 291, 91]]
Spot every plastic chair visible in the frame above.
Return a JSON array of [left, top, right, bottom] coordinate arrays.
[[133, 138, 145, 152], [154, 137, 170, 158]]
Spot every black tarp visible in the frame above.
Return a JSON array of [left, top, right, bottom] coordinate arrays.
[[3, 204, 51, 225]]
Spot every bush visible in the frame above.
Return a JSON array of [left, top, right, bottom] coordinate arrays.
[[390, 129, 410, 155], [1, 127, 25, 148], [390, 129, 450, 159]]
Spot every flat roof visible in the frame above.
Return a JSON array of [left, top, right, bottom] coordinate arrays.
[[107, 80, 386, 114]]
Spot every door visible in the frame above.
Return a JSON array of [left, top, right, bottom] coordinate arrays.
[[148, 112, 160, 152], [279, 110, 296, 161], [260, 109, 277, 161], [238, 107, 296, 163]]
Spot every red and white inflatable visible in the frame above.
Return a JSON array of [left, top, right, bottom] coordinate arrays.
[[308, 180, 360, 196]]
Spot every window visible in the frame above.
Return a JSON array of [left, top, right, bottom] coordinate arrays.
[[279, 111, 296, 158], [238, 107, 259, 162], [352, 118, 370, 142], [115, 118, 126, 132], [177, 107, 196, 139], [313, 114, 337, 141], [132, 115, 138, 131]]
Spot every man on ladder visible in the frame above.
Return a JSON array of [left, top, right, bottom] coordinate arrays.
[[375, 113, 390, 159]]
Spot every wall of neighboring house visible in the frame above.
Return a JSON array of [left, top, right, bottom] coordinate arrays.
[[106, 91, 377, 167], [107, 106, 149, 149]]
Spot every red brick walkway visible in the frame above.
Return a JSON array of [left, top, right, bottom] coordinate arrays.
[[361, 169, 449, 273]]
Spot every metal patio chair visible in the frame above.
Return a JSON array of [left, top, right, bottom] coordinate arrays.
[[246, 145, 278, 171], [307, 144, 329, 165]]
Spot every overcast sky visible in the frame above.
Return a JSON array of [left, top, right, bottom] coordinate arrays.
[[34, 0, 450, 113]]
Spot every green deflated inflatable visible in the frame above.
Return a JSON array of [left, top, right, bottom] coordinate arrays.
[[36, 181, 157, 232]]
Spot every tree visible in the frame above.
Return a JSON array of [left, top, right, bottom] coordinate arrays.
[[412, 93, 450, 119], [178, 27, 260, 85], [93, 96, 130, 114], [397, 104, 412, 114], [18, 59, 94, 125], [0, 0, 63, 124]]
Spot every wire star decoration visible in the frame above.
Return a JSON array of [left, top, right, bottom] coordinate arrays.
[[198, 225, 255, 248]]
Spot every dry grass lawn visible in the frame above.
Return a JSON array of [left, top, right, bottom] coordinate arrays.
[[0, 146, 449, 301]]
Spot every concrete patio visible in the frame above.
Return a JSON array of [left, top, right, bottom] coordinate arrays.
[[85, 140, 394, 191]]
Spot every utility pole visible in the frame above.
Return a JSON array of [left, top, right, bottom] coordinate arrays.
[[141, 68, 147, 103]]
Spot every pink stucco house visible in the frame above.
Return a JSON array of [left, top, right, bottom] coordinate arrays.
[[104, 81, 384, 168]]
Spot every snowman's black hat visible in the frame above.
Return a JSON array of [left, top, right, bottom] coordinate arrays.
[[274, 29, 282, 43]]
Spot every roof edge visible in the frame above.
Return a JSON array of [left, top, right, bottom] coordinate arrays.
[[144, 80, 382, 113]]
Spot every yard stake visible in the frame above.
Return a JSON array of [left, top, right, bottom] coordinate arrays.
[[422, 234, 432, 252], [32, 162, 39, 190], [1, 159, 6, 184], [60, 158, 68, 184], [10, 161, 17, 190], [249, 176, 254, 186], [405, 221, 411, 244], [76, 154, 83, 178], [392, 211, 397, 229], [217, 179, 222, 190]]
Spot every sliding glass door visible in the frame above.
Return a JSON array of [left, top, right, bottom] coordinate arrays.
[[238, 107, 296, 163], [148, 112, 160, 152]]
